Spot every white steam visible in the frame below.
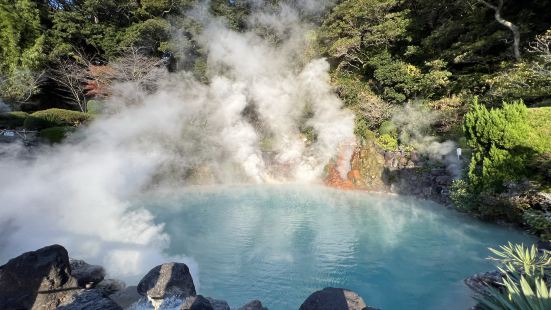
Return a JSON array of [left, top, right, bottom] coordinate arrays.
[[392, 104, 461, 178], [0, 1, 354, 282]]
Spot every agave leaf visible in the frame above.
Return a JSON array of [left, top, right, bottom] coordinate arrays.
[[475, 243, 551, 310]]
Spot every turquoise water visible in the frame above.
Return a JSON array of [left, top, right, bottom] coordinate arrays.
[[141, 185, 535, 309]]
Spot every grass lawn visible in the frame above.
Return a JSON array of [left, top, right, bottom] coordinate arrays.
[[528, 107, 551, 153]]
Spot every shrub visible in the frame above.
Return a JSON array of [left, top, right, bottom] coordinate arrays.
[[39, 126, 75, 144], [450, 179, 476, 211], [0, 111, 28, 129], [523, 210, 551, 239], [378, 120, 397, 136], [464, 98, 535, 192], [367, 53, 451, 103], [24, 108, 91, 130], [355, 123, 377, 144], [376, 134, 398, 151]]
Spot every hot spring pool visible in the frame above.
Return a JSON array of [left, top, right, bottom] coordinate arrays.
[[139, 185, 535, 309]]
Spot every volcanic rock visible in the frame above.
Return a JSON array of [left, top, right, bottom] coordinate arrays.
[[236, 300, 268, 310], [138, 262, 196, 301], [299, 287, 378, 310], [0, 244, 79, 309]]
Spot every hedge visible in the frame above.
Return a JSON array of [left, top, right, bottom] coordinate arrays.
[[0, 111, 29, 129], [39, 126, 75, 144], [24, 108, 91, 130]]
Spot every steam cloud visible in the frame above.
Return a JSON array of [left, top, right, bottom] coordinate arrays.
[[0, 0, 354, 282], [392, 104, 462, 178]]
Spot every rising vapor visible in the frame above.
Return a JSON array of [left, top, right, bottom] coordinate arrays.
[[0, 0, 354, 282]]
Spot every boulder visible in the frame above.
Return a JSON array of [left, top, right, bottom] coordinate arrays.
[[181, 295, 213, 310], [0, 244, 79, 309], [464, 270, 504, 296], [137, 262, 196, 301], [109, 286, 142, 309], [57, 289, 122, 310], [236, 300, 268, 310], [206, 297, 230, 310], [299, 287, 378, 310], [70, 258, 106, 287]]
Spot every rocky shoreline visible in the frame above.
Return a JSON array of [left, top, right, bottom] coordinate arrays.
[[4, 243, 549, 309], [0, 245, 380, 310]]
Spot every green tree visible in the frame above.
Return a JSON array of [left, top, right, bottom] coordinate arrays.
[[318, 0, 409, 72], [0, 0, 45, 74]]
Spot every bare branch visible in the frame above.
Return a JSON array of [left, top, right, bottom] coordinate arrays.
[[110, 46, 168, 93], [528, 30, 551, 77], [49, 59, 90, 112]]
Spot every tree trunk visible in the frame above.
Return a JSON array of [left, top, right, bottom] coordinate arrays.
[[478, 0, 521, 61]]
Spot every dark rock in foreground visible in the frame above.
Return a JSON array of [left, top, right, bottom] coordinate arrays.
[[137, 262, 197, 301], [0, 244, 79, 309], [1, 245, 381, 310], [299, 287, 378, 310], [0, 244, 121, 310], [236, 299, 268, 310]]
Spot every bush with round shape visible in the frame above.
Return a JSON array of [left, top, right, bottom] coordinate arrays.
[[38, 126, 75, 144], [24, 108, 91, 130]]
